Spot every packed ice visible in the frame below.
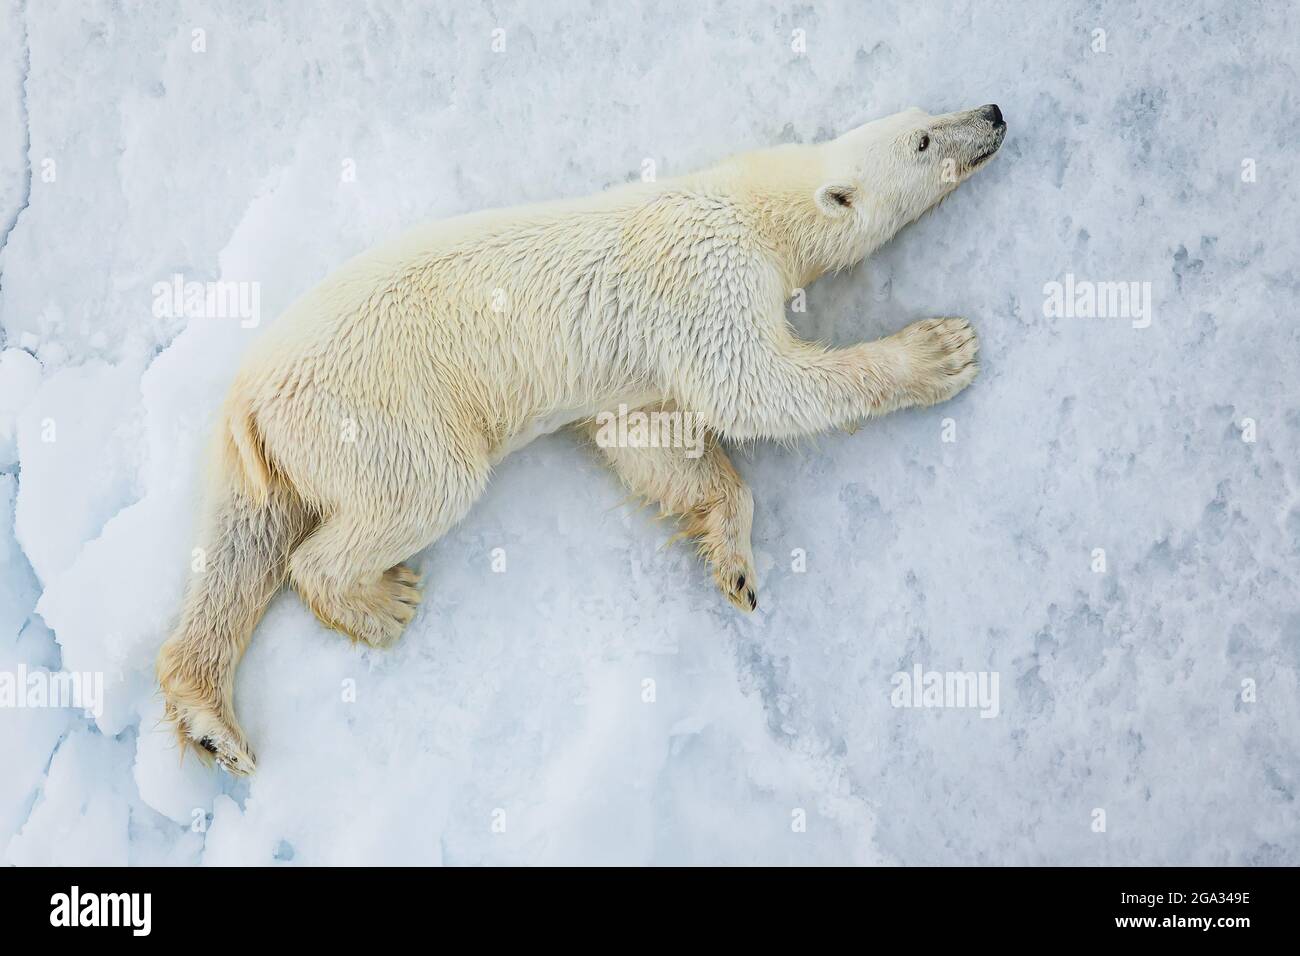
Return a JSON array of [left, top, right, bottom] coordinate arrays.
[[0, 0, 1296, 864]]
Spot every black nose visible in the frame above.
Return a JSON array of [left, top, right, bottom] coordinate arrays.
[[981, 103, 1004, 126]]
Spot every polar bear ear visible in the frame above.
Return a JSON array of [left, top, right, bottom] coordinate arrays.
[[814, 181, 858, 217]]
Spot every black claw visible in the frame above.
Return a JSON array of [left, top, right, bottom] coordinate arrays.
[[735, 574, 746, 591], [746, 589, 757, 610], [197, 736, 218, 755]]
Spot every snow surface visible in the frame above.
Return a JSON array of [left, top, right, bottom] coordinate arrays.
[[1, 0, 1297, 865]]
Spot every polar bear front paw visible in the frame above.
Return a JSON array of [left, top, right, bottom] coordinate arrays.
[[679, 490, 757, 613], [715, 558, 758, 613], [895, 316, 980, 407]]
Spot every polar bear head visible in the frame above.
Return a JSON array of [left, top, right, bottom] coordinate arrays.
[[724, 104, 1005, 281], [816, 104, 1005, 222], [783, 105, 1006, 275]]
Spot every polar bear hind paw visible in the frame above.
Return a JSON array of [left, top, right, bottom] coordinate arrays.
[[164, 696, 257, 776], [304, 563, 423, 649]]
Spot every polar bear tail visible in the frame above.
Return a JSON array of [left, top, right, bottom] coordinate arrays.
[[156, 401, 311, 775]]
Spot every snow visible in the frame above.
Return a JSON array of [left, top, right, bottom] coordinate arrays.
[[0, 348, 39, 466], [1, 0, 1297, 865]]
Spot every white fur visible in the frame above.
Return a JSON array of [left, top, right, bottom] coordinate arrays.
[[157, 105, 1006, 773]]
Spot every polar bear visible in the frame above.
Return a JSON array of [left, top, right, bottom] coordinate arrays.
[[158, 104, 1007, 773]]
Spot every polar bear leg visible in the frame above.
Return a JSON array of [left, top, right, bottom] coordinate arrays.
[[288, 463, 488, 646], [679, 317, 978, 441], [581, 410, 757, 612]]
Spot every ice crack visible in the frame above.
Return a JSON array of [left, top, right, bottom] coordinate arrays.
[[0, 0, 33, 291]]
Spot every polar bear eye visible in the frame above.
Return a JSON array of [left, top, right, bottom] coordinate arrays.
[[917, 134, 930, 153]]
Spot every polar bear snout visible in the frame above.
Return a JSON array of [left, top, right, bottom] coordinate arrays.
[[959, 104, 1007, 169], [979, 103, 1005, 128]]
